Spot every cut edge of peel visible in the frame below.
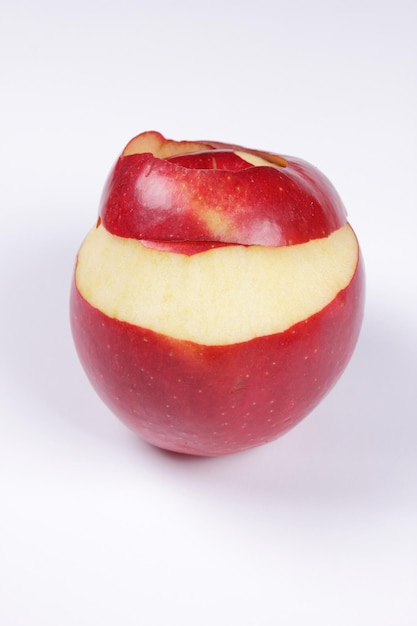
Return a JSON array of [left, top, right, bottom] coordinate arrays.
[[121, 131, 288, 169], [122, 131, 212, 159]]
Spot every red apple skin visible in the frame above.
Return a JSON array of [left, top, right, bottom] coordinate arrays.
[[99, 147, 347, 248], [70, 253, 364, 457], [166, 150, 253, 171]]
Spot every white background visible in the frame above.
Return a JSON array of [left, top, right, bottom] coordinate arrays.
[[1, 1, 416, 624]]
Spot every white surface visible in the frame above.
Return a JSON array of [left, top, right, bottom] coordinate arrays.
[[1, 1, 416, 624]]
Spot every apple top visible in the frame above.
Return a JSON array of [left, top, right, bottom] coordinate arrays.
[[99, 131, 347, 247]]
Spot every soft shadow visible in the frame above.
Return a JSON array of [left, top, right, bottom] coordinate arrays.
[[144, 442, 216, 465]]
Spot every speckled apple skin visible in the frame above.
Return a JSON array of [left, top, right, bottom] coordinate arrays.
[[100, 151, 347, 247], [70, 254, 364, 456]]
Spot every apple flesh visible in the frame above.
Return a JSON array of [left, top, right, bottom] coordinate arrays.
[[70, 131, 365, 456], [75, 222, 358, 345]]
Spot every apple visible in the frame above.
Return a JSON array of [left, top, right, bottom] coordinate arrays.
[[70, 131, 365, 456]]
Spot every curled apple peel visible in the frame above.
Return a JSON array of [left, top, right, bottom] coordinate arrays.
[[99, 130, 347, 249], [71, 131, 365, 456]]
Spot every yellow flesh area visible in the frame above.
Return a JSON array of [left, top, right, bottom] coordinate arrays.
[[76, 224, 358, 345]]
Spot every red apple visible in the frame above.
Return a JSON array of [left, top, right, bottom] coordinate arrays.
[[70, 131, 365, 456]]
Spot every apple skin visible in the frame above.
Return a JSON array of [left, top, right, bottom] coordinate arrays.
[[99, 133, 347, 248], [70, 254, 364, 457]]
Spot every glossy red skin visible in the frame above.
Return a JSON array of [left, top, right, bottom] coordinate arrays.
[[70, 254, 364, 456], [100, 146, 347, 248], [167, 150, 253, 171]]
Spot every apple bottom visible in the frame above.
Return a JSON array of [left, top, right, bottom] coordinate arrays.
[[70, 265, 364, 456]]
